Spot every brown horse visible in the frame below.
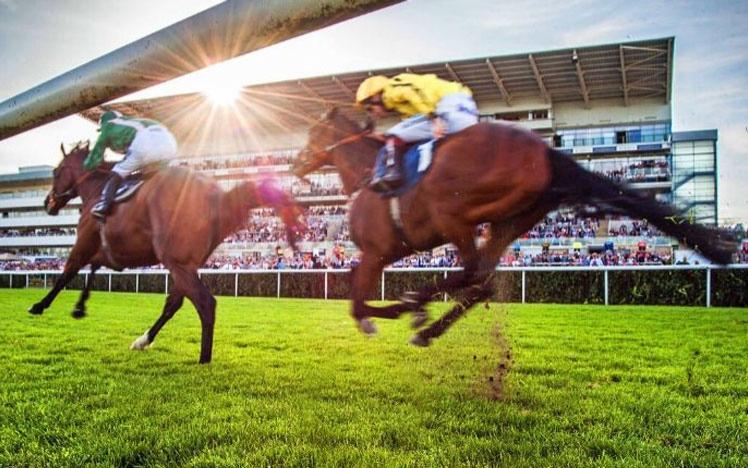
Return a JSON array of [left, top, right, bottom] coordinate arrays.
[[292, 108, 736, 346], [32, 142, 303, 363]]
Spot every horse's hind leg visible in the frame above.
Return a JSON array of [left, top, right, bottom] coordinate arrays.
[[71, 264, 100, 319], [168, 265, 216, 364], [410, 270, 496, 346], [131, 292, 184, 351]]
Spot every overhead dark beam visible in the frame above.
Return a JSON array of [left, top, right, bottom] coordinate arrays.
[[0, 0, 404, 140]]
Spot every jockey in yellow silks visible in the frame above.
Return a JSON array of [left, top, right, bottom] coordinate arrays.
[[355, 73, 478, 191]]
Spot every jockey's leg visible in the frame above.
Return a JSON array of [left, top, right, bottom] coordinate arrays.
[[369, 115, 431, 192], [91, 171, 124, 220]]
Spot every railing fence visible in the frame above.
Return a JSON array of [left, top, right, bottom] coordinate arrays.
[[2, 265, 747, 308]]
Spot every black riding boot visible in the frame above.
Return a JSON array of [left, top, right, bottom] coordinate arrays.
[[370, 138, 405, 192], [91, 173, 123, 220]]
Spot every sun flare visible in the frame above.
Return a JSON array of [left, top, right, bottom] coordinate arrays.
[[204, 84, 241, 106]]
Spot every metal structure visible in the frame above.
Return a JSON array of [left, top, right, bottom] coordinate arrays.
[[77, 37, 675, 136], [3, 264, 745, 308], [0, 0, 403, 140]]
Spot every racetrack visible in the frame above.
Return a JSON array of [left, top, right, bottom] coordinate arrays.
[[1, 290, 746, 466]]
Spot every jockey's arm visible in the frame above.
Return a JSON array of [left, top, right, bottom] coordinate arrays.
[[83, 132, 109, 171]]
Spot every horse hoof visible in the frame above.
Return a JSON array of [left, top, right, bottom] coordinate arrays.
[[409, 333, 431, 347], [71, 308, 86, 319], [28, 304, 44, 315], [130, 332, 151, 351], [400, 291, 421, 306], [410, 310, 428, 329], [357, 318, 378, 336]]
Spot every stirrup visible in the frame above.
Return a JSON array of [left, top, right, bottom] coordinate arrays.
[[91, 203, 108, 220], [368, 177, 392, 193]]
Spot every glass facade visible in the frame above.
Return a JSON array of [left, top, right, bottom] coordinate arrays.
[[555, 123, 671, 148], [671, 133, 718, 225]]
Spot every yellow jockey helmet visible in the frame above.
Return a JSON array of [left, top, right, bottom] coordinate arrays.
[[355, 75, 389, 104]]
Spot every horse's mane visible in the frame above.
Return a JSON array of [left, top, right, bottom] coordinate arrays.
[[328, 110, 380, 170]]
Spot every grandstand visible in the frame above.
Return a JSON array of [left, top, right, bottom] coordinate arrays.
[[1, 37, 738, 269]]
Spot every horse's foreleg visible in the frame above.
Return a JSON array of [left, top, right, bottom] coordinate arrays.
[[131, 292, 184, 351], [28, 262, 85, 315], [350, 253, 412, 335], [71, 264, 100, 319]]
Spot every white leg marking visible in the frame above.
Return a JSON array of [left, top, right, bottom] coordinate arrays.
[[130, 331, 151, 350]]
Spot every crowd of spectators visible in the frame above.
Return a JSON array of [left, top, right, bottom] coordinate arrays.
[[291, 181, 344, 197], [499, 249, 672, 267], [0, 258, 67, 271], [182, 153, 293, 171], [607, 219, 662, 237], [0, 228, 76, 237], [521, 215, 599, 239], [594, 159, 670, 184]]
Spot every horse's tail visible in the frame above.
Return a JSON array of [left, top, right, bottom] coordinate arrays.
[[545, 148, 736, 264]]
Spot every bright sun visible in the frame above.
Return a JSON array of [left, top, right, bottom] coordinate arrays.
[[204, 85, 240, 106]]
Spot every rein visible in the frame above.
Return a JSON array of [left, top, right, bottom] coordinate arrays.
[[308, 130, 375, 160], [50, 167, 108, 202]]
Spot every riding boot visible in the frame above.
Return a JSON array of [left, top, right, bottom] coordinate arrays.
[[370, 137, 405, 192], [91, 173, 123, 220]]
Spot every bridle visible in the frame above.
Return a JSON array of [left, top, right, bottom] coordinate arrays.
[[48, 165, 107, 209], [299, 129, 375, 162]]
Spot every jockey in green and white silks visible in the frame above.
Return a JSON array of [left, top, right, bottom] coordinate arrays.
[[84, 110, 178, 220]]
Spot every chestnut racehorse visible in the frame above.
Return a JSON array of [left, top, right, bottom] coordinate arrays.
[[292, 108, 736, 346], [32, 142, 303, 363]]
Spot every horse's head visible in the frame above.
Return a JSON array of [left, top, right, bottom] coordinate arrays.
[[45, 141, 89, 215], [292, 107, 371, 181]]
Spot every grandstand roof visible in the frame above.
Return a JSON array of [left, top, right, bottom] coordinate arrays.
[[79, 37, 673, 149]]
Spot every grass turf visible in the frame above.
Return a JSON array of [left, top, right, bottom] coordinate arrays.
[[0, 289, 746, 466]]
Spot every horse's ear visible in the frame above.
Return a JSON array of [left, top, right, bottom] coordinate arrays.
[[323, 106, 338, 121], [60, 143, 67, 158]]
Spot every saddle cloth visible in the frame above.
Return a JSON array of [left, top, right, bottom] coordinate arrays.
[[372, 139, 437, 197]]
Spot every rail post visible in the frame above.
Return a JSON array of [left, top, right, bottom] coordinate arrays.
[[444, 270, 448, 302], [604, 270, 609, 306], [381, 270, 385, 301]]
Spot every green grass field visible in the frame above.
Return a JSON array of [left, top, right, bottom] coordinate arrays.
[[0, 289, 746, 467]]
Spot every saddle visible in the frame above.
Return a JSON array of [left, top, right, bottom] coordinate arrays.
[[112, 163, 162, 205], [372, 139, 438, 198]]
